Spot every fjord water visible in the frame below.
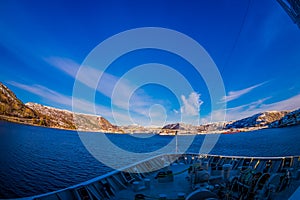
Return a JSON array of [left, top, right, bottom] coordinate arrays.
[[0, 121, 300, 198]]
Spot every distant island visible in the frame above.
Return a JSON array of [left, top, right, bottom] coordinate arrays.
[[1, 82, 299, 134]]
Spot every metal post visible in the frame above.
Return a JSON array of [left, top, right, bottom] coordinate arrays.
[[175, 131, 178, 153]]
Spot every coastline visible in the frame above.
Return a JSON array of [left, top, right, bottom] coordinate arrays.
[[0, 117, 270, 135], [1, 107, 299, 135], [0, 118, 124, 134]]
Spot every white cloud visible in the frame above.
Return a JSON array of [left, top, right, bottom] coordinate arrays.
[[222, 82, 266, 102], [44, 56, 171, 123], [180, 92, 203, 116], [204, 94, 300, 123], [45, 57, 80, 77], [46, 57, 106, 92], [7, 81, 134, 124], [8, 81, 72, 107], [223, 97, 271, 121], [173, 109, 179, 114], [46, 58, 141, 105], [259, 94, 300, 111]]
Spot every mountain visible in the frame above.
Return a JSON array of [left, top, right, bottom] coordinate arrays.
[[0, 82, 42, 124], [162, 123, 181, 130], [1, 82, 299, 134], [225, 111, 289, 129], [26, 103, 123, 133], [160, 123, 200, 134], [25, 103, 76, 129], [160, 122, 225, 134], [120, 124, 160, 134], [160, 110, 299, 135], [269, 108, 300, 128], [197, 122, 225, 133], [0, 82, 123, 133]]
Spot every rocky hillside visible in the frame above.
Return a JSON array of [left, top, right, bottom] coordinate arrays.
[[1, 82, 299, 134], [26, 103, 76, 129], [161, 123, 199, 134], [162, 123, 181, 130], [197, 122, 225, 132], [160, 122, 225, 134], [160, 110, 300, 134], [0, 82, 123, 133], [74, 113, 123, 133], [0, 82, 42, 124], [26, 103, 123, 133], [225, 111, 289, 129], [269, 108, 300, 128]]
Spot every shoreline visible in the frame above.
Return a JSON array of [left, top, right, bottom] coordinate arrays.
[[1, 112, 297, 136], [0, 118, 124, 134], [0, 117, 273, 135]]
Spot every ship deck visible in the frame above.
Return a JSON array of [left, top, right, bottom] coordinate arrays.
[[115, 163, 193, 200], [28, 153, 300, 200], [115, 161, 300, 200]]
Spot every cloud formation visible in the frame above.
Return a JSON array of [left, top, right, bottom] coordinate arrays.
[[45, 57, 79, 77], [8, 81, 72, 107], [44, 56, 171, 125], [180, 92, 203, 116], [222, 82, 266, 102], [205, 94, 300, 123], [7, 81, 135, 124]]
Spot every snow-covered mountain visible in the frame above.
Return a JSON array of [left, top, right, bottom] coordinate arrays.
[[269, 108, 300, 128], [1, 82, 299, 134], [0, 82, 123, 133], [225, 111, 289, 129], [160, 110, 299, 134], [26, 103, 123, 133]]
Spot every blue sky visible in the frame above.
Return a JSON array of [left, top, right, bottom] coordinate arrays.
[[1, 0, 300, 126]]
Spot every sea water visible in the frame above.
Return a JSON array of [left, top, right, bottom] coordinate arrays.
[[0, 121, 300, 198]]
